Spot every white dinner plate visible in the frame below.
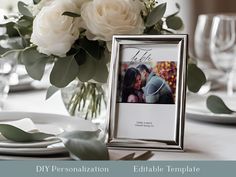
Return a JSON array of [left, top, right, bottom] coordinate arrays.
[[0, 146, 68, 156], [0, 139, 60, 148], [0, 155, 72, 160], [186, 92, 236, 124], [0, 111, 97, 155]]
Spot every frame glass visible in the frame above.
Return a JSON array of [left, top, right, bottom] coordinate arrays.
[[105, 35, 188, 150]]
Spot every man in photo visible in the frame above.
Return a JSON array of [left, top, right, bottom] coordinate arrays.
[[137, 64, 174, 104]]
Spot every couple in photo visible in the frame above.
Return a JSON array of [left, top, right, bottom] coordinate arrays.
[[121, 64, 174, 104]]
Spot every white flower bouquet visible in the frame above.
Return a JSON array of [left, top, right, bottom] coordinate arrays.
[[0, 0, 185, 85], [0, 0, 213, 116]]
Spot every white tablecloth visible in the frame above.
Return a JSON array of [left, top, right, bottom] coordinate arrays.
[[4, 89, 236, 160]]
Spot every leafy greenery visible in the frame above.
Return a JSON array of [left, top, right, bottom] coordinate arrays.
[[17, 1, 33, 18], [59, 130, 109, 160], [0, 124, 53, 142], [145, 3, 167, 27], [62, 12, 80, 18], [76, 38, 103, 60], [0, 0, 211, 115], [0, 124, 109, 160], [166, 16, 183, 30], [46, 85, 60, 100], [50, 55, 79, 88], [33, 0, 41, 5], [19, 47, 50, 80], [207, 95, 235, 114], [187, 64, 206, 93]]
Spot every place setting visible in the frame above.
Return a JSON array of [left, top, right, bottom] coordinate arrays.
[[0, 112, 91, 160], [0, 111, 154, 160], [186, 13, 236, 125]]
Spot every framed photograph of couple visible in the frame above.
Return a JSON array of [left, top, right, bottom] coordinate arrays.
[[106, 35, 188, 150]]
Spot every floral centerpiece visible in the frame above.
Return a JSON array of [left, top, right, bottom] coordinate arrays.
[[0, 0, 209, 119]]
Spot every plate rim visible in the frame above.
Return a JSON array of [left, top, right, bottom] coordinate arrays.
[[0, 111, 97, 155]]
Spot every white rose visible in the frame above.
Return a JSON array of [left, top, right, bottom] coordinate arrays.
[[31, 0, 85, 57], [31, 0, 54, 16], [81, 0, 145, 42]]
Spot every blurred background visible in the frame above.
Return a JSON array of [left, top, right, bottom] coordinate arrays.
[[159, 0, 236, 56]]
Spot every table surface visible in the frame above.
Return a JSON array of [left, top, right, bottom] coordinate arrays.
[[3, 89, 236, 160]]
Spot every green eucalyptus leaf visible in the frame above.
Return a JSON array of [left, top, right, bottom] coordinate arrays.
[[20, 47, 49, 80], [207, 95, 235, 114], [33, 0, 41, 5], [50, 56, 79, 88], [93, 59, 108, 83], [145, 3, 166, 27], [74, 49, 86, 65], [166, 16, 183, 30], [78, 38, 102, 60], [187, 63, 206, 93], [77, 50, 109, 83], [17, 17, 32, 28], [46, 85, 60, 100], [62, 12, 80, 17], [0, 124, 53, 142], [3, 22, 19, 37], [77, 55, 96, 82], [59, 130, 109, 160], [18, 1, 33, 18]]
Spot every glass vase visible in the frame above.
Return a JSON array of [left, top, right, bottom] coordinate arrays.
[[61, 80, 107, 129]]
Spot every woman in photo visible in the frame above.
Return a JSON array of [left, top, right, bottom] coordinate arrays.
[[121, 67, 144, 103]]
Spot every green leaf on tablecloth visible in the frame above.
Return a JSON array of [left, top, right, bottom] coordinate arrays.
[[206, 95, 235, 114], [50, 55, 79, 88], [46, 85, 60, 100], [0, 124, 53, 142], [19, 46, 49, 80], [59, 130, 109, 160], [187, 63, 206, 93], [62, 12, 80, 18], [166, 16, 183, 30], [18, 1, 33, 18], [145, 3, 166, 27]]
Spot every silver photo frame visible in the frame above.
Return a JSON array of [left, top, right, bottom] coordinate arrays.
[[105, 35, 188, 150]]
